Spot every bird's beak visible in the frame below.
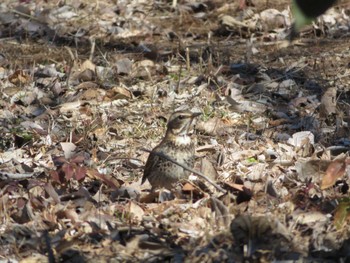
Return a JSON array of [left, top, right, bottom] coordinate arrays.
[[191, 112, 201, 118], [187, 112, 201, 135]]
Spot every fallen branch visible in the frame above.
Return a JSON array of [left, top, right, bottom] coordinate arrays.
[[0, 172, 35, 180]]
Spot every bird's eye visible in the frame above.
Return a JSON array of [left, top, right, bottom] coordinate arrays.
[[178, 115, 185, 119]]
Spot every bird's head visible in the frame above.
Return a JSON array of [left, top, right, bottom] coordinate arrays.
[[166, 110, 201, 137]]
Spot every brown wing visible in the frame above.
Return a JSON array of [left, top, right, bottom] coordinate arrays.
[[142, 150, 160, 184]]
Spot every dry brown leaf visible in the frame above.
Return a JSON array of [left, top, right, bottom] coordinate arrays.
[[59, 101, 82, 113], [80, 59, 96, 72], [20, 253, 48, 263], [200, 157, 218, 181], [139, 191, 159, 203], [74, 81, 99, 91], [60, 142, 76, 159], [115, 58, 133, 75], [128, 201, 144, 221], [8, 69, 31, 85], [0, 0, 349, 261], [320, 87, 337, 117], [321, 160, 346, 190], [80, 87, 106, 101], [44, 182, 60, 204], [334, 199, 350, 230], [182, 182, 197, 192], [107, 86, 133, 100], [259, 9, 287, 30], [223, 181, 245, 192], [86, 169, 120, 189], [63, 209, 80, 223], [196, 117, 228, 135], [77, 69, 96, 82], [295, 159, 330, 183]]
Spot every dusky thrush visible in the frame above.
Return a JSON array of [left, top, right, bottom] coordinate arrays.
[[142, 110, 201, 190]]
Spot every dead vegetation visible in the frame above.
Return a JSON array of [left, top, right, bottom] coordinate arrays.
[[0, 0, 350, 262]]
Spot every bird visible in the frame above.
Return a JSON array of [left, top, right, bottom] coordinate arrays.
[[142, 110, 201, 190], [290, 0, 338, 40]]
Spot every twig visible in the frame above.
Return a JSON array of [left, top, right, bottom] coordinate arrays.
[[172, 0, 177, 8], [89, 37, 96, 62], [10, 9, 41, 22], [0, 172, 34, 180], [186, 47, 190, 72], [141, 148, 227, 193], [64, 46, 75, 89], [175, 63, 182, 94], [43, 231, 55, 263]]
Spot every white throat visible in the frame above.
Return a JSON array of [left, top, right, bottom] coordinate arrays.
[[175, 135, 191, 146]]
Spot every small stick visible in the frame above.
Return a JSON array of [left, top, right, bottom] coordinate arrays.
[[43, 231, 55, 263], [186, 47, 190, 72], [141, 148, 227, 193], [89, 37, 96, 62], [0, 172, 34, 180]]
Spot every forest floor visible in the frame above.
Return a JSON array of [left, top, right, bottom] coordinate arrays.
[[0, 0, 350, 262]]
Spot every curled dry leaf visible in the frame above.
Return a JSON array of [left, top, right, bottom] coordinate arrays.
[[112, 186, 141, 201], [0, 149, 25, 163], [209, 197, 230, 227], [196, 117, 235, 136], [292, 211, 328, 225], [223, 181, 245, 192], [320, 87, 337, 117], [11, 91, 37, 106], [127, 201, 144, 222], [259, 9, 289, 30], [61, 163, 87, 181], [59, 101, 82, 113], [80, 60, 96, 72], [182, 182, 197, 192], [80, 87, 106, 101], [288, 131, 315, 148], [0, 0, 349, 261], [44, 182, 60, 204], [8, 69, 31, 85], [60, 142, 76, 159], [61, 208, 80, 224], [86, 169, 120, 189], [334, 198, 350, 230], [107, 85, 133, 100], [295, 159, 330, 183], [220, 15, 252, 30], [200, 157, 218, 181], [74, 81, 99, 91], [321, 159, 347, 190], [115, 58, 133, 75], [77, 69, 96, 82]]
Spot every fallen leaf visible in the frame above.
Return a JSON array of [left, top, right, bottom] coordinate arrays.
[[8, 69, 31, 85], [200, 158, 218, 181], [321, 160, 346, 190], [115, 58, 133, 75], [60, 142, 76, 159], [223, 181, 245, 192], [182, 182, 197, 192], [128, 201, 144, 221], [334, 198, 350, 230], [320, 87, 337, 117]]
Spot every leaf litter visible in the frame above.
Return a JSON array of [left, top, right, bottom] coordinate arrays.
[[0, 0, 350, 262]]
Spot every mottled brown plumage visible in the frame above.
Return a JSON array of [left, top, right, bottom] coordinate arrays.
[[142, 110, 200, 190]]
